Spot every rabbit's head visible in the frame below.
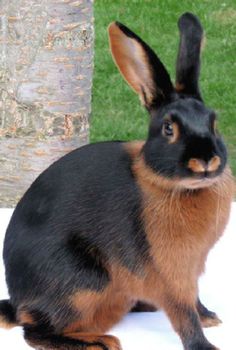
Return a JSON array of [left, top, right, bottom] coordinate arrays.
[[108, 13, 227, 189]]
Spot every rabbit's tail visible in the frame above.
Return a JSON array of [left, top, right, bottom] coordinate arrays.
[[0, 299, 18, 329], [24, 328, 121, 350]]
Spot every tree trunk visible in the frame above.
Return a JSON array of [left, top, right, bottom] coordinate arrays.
[[0, 0, 93, 207]]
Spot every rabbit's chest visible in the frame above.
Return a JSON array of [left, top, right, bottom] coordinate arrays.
[[141, 187, 232, 272]]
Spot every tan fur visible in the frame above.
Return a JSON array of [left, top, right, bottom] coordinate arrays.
[[63, 333, 121, 350], [124, 140, 144, 159], [162, 116, 180, 144], [0, 316, 17, 329], [169, 122, 180, 144], [213, 119, 217, 133], [208, 155, 221, 172], [188, 156, 221, 173], [201, 316, 222, 328], [188, 158, 206, 173], [200, 35, 206, 52], [108, 23, 157, 106], [18, 311, 35, 326], [175, 82, 185, 93], [65, 287, 135, 334]]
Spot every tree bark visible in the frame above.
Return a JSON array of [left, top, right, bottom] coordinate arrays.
[[0, 0, 93, 207]]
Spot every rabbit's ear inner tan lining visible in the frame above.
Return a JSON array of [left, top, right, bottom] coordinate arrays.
[[108, 22, 156, 107]]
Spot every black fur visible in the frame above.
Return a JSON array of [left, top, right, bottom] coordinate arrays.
[[24, 329, 108, 350], [197, 299, 219, 321], [176, 12, 203, 100], [130, 301, 157, 312], [0, 300, 16, 325], [144, 98, 227, 179], [177, 306, 215, 350], [3, 142, 150, 331]]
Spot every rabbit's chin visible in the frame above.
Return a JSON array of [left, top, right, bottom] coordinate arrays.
[[178, 176, 220, 190]]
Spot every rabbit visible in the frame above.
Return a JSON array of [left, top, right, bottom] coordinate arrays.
[[0, 12, 234, 350]]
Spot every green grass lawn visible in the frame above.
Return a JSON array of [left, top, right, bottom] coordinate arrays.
[[91, 0, 236, 175]]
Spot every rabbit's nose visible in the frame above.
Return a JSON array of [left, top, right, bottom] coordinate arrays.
[[188, 156, 221, 173]]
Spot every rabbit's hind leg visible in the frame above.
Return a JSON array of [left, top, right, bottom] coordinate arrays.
[[24, 329, 122, 350], [65, 289, 133, 334]]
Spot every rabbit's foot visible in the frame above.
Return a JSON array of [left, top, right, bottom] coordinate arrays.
[[201, 313, 222, 328], [197, 299, 222, 328]]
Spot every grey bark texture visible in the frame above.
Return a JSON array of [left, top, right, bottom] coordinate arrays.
[[0, 0, 93, 207]]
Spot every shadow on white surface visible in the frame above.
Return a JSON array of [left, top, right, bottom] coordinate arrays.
[[0, 205, 235, 349]]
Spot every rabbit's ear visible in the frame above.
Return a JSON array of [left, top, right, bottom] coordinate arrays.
[[176, 13, 204, 100], [108, 22, 174, 110]]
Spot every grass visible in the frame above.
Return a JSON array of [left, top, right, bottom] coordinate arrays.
[[91, 0, 236, 175]]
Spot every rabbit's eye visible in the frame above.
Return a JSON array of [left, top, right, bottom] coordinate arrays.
[[163, 121, 174, 136]]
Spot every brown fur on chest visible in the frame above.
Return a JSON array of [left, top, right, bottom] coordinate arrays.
[[125, 141, 234, 284]]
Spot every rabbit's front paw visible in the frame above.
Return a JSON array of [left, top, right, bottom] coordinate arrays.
[[201, 313, 222, 328]]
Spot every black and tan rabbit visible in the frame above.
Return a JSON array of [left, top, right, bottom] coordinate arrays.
[[0, 12, 234, 350]]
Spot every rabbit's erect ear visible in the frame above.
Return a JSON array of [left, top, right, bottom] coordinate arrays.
[[108, 22, 174, 110], [176, 13, 204, 100]]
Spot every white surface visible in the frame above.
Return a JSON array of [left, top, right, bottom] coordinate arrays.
[[0, 205, 235, 350]]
